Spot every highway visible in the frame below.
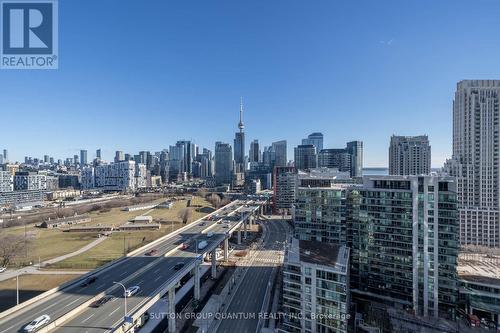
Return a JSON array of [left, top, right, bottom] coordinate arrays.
[[0, 200, 259, 333], [215, 217, 289, 333]]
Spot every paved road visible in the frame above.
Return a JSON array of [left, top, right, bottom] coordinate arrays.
[[0, 201, 256, 333], [216, 217, 289, 333]]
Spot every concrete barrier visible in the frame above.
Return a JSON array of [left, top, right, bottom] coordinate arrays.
[[127, 201, 238, 257], [0, 255, 128, 322], [35, 252, 171, 333], [0, 201, 243, 330]]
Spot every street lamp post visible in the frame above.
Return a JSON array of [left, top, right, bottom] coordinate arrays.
[[113, 282, 127, 324], [16, 271, 19, 305]]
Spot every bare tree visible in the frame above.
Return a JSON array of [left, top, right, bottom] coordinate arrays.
[[207, 194, 221, 208], [220, 198, 231, 207], [196, 189, 208, 199], [0, 233, 28, 268], [178, 208, 192, 225]]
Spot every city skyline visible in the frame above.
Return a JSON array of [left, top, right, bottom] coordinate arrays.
[[2, 1, 500, 166]]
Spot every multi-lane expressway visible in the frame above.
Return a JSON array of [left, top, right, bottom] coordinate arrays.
[[214, 217, 289, 333], [0, 199, 266, 333]]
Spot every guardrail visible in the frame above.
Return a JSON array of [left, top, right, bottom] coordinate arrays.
[[0, 255, 128, 322], [0, 201, 239, 326], [36, 250, 170, 333]]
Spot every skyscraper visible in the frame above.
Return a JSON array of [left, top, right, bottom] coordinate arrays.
[[350, 176, 458, 319], [272, 140, 287, 167], [445, 80, 500, 247], [273, 166, 296, 213], [115, 151, 124, 163], [215, 142, 233, 185], [301, 132, 324, 151], [233, 99, 245, 171], [96, 149, 102, 160], [249, 139, 260, 163], [80, 150, 88, 166], [294, 144, 317, 170], [389, 135, 431, 176], [2, 149, 7, 163], [293, 174, 459, 320], [318, 148, 352, 171], [346, 140, 363, 177], [176, 140, 194, 175]]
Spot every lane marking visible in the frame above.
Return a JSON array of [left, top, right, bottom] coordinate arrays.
[[154, 275, 162, 282], [65, 297, 82, 307], [108, 307, 120, 317], [81, 313, 95, 323], [0, 324, 18, 333]]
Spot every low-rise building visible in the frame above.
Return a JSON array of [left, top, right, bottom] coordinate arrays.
[[131, 215, 153, 223], [45, 189, 81, 201], [40, 215, 91, 228]]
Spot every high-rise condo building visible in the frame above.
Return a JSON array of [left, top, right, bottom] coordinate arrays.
[[294, 144, 317, 171], [0, 171, 13, 192], [292, 172, 459, 321], [273, 166, 296, 213], [282, 239, 350, 333], [346, 140, 363, 177], [81, 161, 146, 191], [302, 132, 324, 152], [444, 80, 500, 247], [351, 176, 458, 319], [389, 135, 431, 176]]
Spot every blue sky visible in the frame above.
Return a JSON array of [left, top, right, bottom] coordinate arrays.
[[1, 0, 500, 167]]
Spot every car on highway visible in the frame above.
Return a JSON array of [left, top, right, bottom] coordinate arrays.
[[199, 222, 206, 226], [180, 242, 190, 250], [0, 267, 6, 273], [23, 314, 50, 332], [145, 249, 158, 256], [173, 262, 185, 270], [80, 275, 97, 287], [217, 220, 222, 224], [89, 295, 114, 308], [223, 224, 229, 228], [124, 286, 140, 297], [207, 231, 214, 238]]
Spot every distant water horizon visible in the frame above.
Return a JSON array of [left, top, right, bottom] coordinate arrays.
[[363, 167, 442, 176], [363, 167, 388, 175]]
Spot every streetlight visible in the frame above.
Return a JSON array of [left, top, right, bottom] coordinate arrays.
[[113, 282, 127, 324], [16, 271, 19, 305], [15, 269, 26, 305]]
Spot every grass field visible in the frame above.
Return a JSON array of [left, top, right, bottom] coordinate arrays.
[[0, 274, 81, 312], [1, 196, 214, 268], [48, 196, 214, 269]]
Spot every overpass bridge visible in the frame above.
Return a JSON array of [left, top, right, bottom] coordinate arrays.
[[0, 199, 269, 333]]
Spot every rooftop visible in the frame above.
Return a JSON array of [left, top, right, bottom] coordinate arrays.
[[287, 238, 349, 273], [458, 251, 500, 286]]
